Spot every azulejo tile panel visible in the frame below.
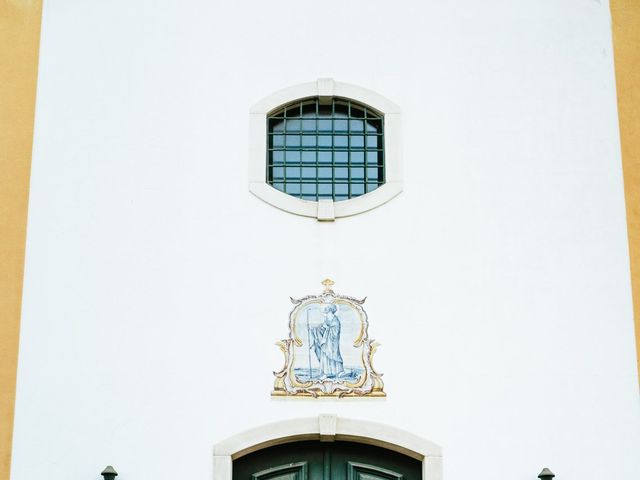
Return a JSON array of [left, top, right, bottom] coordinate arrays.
[[272, 279, 385, 398]]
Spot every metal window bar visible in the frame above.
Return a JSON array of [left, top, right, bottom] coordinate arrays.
[[267, 97, 385, 202]]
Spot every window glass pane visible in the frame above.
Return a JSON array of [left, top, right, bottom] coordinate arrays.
[[286, 167, 301, 179], [366, 151, 378, 164], [366, 135, 378, 148], [334, 136, 348, 148], [350, 119, 364, 132], [302, 135, 316, 147], [301, 119, 315, 131], [335, 184, 348, 196], [367, 167, 379, 181], [302, 167, 316, 179], [285, 151, 300, 163], [366, 119, 381, 132], [318, 105, 332, 117], [351, 106, 365, 118], [335, 152, 348, 163], [351, 152, 364, 164], [270, 119, 285, 132], [285, 105, 301, 117], [351, 183, 365, 196], [318, 135, 332, 147], [351, 136, 364, 148], [334, 119, 348, 131], [285, 183, 301, 195], [272, 135, 284, 147], [301, 103, 316, 117], [334, 103, 349, 117], [318, 184, 332, 195], [335, 168, 348, 180], [302, 151, 316, 163], [302, 184, 317, 195], [318, 119, 332, 131], [351, 168, 364, 180], [318, 152, 331, 164], [273, 167, 284, 180], [319, 168, 332, 179], [273, 182, 284, 191], [273, 151, 285, 163], [286, 135, 300, 147], [286, 119, 301, 132]]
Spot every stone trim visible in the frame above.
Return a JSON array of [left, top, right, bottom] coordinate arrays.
[[213, 415, 442, 480]]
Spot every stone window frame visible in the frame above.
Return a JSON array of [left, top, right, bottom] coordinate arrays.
[[249, 79, 402, 221]]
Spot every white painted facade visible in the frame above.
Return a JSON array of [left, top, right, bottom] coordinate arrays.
[[11, 1, 640, 480]]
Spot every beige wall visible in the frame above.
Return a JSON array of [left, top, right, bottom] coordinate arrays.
[[0, 1, 42, 479], [611, 0, 640, 383]]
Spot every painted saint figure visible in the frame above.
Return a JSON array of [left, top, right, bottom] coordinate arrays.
[[309, 304, 344, 379]]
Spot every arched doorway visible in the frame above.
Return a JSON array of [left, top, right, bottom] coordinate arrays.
[[234, 441, 421, 480], [213, 415, 442, 480]]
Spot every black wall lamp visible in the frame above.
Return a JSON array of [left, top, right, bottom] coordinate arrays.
[[101, 466, 118, 480], [538, 467, 555, 479]]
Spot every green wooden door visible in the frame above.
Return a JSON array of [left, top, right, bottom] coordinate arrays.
[[233, 441, 421, 480]]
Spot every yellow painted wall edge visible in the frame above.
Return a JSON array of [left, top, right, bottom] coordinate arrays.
[[610, 0, 640, 384], [0, 1, 43, 479]]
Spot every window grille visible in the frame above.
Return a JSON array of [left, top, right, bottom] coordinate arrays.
[[267, 98, 384, 202]]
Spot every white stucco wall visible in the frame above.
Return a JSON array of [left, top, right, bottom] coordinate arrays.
[[12, 1, 640, 480]]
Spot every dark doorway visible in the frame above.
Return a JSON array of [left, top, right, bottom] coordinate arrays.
[[233, 441, 421, 480]]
